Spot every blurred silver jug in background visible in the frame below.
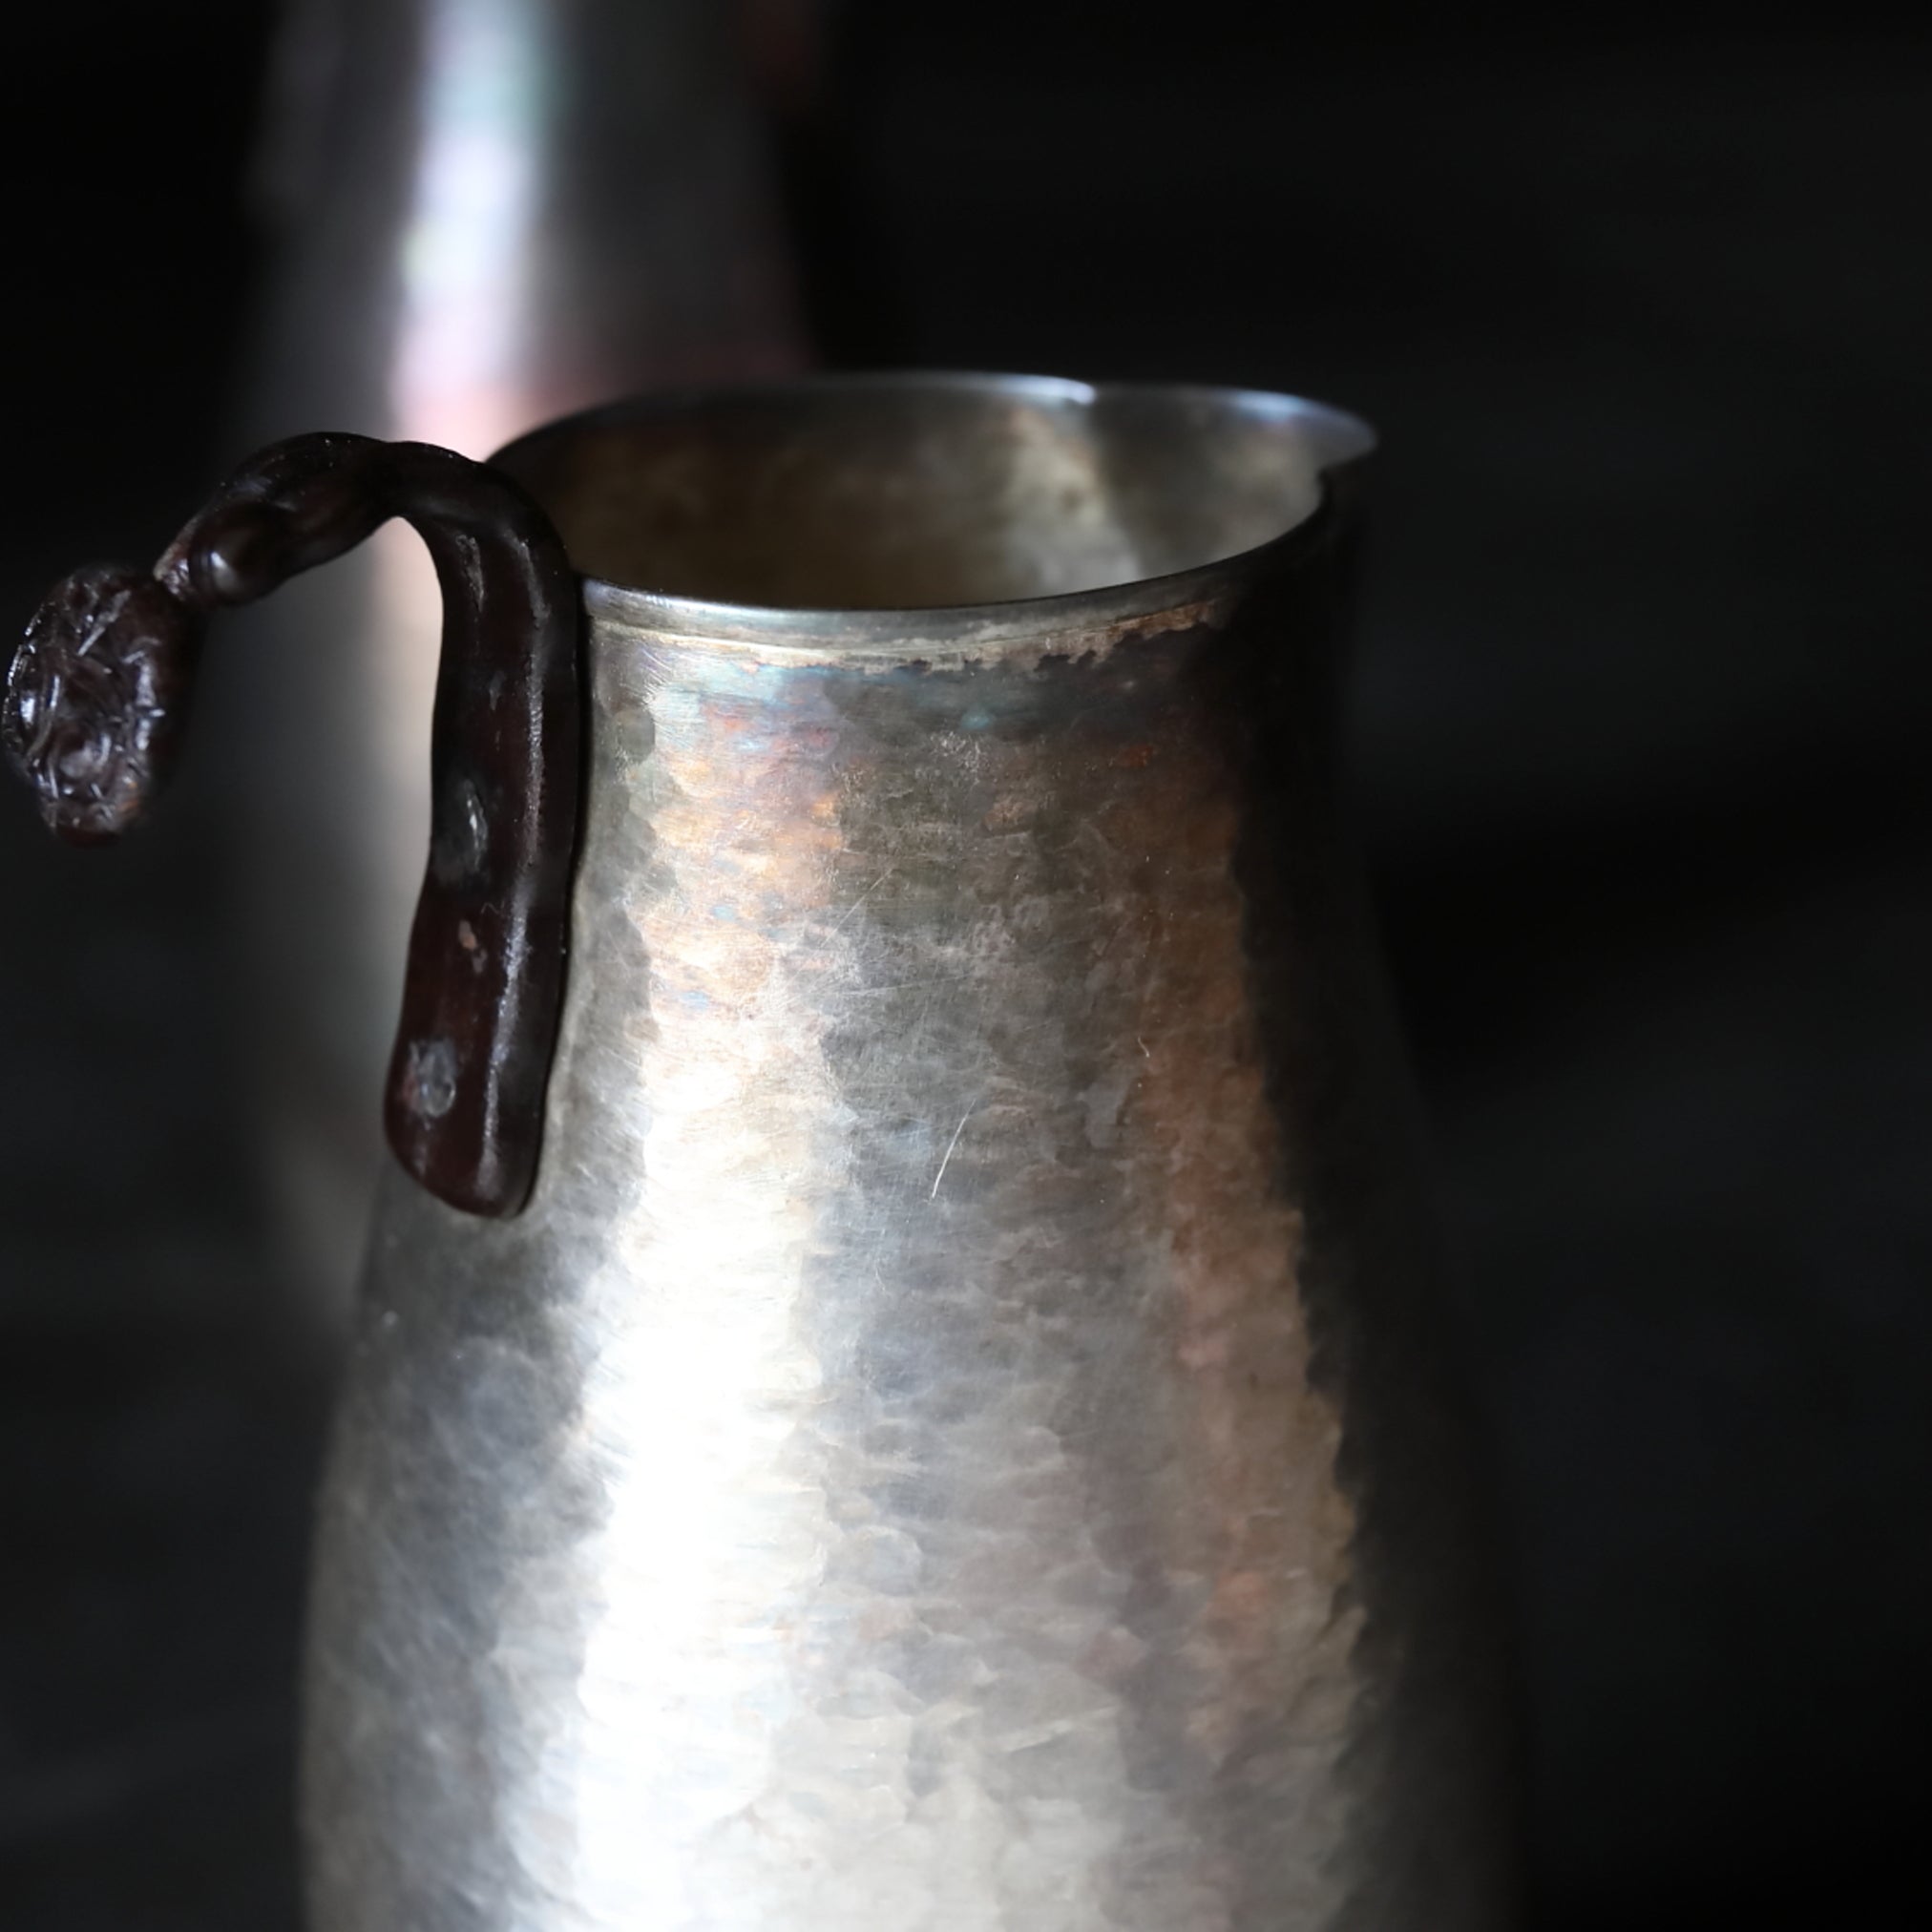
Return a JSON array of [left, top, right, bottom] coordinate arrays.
[[219, 0, 808, 1324], [6, 374, 1518, 1927]]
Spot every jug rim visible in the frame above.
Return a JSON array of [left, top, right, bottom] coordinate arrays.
[[489, 371, 1374, 657]]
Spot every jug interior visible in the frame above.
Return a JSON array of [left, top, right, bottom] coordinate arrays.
[[491, 376, 1369, 611]]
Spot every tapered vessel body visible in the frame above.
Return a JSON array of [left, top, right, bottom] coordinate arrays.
[[300, 376, 1515, 1929]]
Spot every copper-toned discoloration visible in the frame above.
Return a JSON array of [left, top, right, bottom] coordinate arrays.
[[2, 435, 581, 1217]]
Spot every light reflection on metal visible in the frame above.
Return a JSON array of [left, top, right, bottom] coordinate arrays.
[[390, 0, 551, 455]]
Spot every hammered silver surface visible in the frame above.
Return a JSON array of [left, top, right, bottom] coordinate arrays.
[[301, 379, 1514, 1930]]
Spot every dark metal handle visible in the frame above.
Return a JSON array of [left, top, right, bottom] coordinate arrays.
[[1, 432, 581, 1219]]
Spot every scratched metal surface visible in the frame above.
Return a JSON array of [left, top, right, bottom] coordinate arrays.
[[299, 379, 1515, 1929]]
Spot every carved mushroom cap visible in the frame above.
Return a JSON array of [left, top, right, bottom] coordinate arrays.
[[2, 566, 200, 843]]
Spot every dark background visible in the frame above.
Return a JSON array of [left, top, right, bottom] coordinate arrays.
[[3, 2, 1929, 1925]]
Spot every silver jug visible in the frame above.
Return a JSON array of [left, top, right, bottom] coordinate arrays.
[[6, 374, 1517, 1928]]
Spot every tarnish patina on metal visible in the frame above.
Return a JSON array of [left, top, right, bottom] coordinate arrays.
[[2, 433, 580, 1218], [297, 376, 1521, 1928]]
